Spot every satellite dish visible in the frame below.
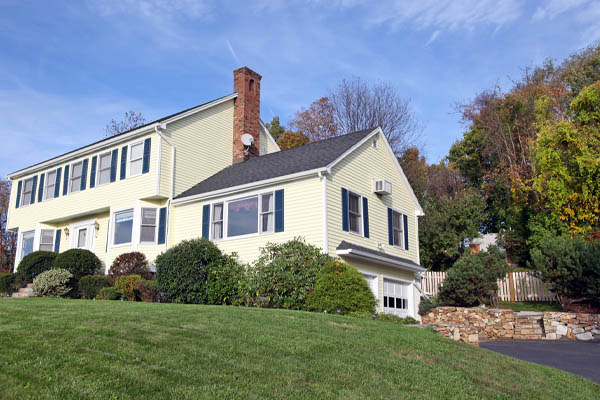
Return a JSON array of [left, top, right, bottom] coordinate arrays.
[[241, 134, 254, 146]]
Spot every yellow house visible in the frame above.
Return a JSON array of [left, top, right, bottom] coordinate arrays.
[[6, 67, 426, 318]]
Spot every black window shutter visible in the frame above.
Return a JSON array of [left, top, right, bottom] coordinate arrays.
[[362, 197, 369, 238], [54, 229, 61, 253], [387, 208, 393, 245], [157, 207, 167, 244], [341, 188, 349, 231], [63, 165, 70, 195], [275, 189, 284, 232], [37, 174, 45, 202], [202, 204, 210, 239], [142, 138, 151, 174], [31, 176, 38, 204], [90, 156, 97, 188], [110, 149, 118, 182], [80, 159, 88, 191], [54, 168, 62, 198], [403, 214, 409, 250], [15, 180, 22, 208], [120, 146, 128, 180]]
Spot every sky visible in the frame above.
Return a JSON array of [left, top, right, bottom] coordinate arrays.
[[1, 0, 599, 179]]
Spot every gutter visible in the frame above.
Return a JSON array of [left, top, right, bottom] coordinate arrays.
[[336, 248, 426, 273]]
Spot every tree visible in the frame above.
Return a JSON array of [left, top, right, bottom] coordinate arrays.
[[277, 130, 309, 150], [264, 116, 286, 141], [0, 179, 16, 272], [397, 147, 428, 204], [105, 111, 147, 137], [289, 97, 337, 142]]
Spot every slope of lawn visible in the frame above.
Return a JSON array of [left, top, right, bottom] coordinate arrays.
[[0, 298, 598, 399]]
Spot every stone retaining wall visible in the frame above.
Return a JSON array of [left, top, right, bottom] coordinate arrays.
[[423, 307, 600, 346]]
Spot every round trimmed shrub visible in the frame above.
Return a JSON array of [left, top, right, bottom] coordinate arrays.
[[32, 269, 73, 297], [97, 286, 120, 300], [53, 249, 102, 281], [307, 261, 376, 315], [155, 238, 228, 304], [16, 251, 57, 283], [108, 252, 152, 284], [114, 274, 142, 301], [78, 275, 110, 299], [244, 238, 334, 310], [438, 246, 508, 307]]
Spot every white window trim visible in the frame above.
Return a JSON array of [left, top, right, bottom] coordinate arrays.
[[139, 207, 158, 244], [382, 276, 415, 318], [96, 151, 113, 187], [20, 177, 35, 207], [111, 208, 135, 247], [69, 219, 96, 251], [127, 141, 144, 178], [69, 159, 84, 194], [208, 190, 277, 242], [390, 208, 405, 250], [347, 190, 363, 236], [17, 230, 36, 263], [211, 203, 224, 241], [43, 170, 58, 202], [39, 228, 56, 252]]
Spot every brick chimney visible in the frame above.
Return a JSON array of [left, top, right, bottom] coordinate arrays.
[[233, 67, 261, 163]]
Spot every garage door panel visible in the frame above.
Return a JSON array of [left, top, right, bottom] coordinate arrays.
[[383, 279, 409, 317]]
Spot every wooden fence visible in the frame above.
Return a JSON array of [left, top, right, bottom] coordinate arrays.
[[422, 271, 555, 302]]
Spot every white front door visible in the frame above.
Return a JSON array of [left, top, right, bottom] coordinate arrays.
[[383, 279, 410, 318], [70, 223, 94, 251]]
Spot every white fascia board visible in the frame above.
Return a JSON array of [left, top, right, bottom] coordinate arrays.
[[259, 120, 281, 152], [172, 167, 326, 206], [336, 248, 426, 273]]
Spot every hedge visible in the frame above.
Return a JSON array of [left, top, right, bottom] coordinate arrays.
[[16, 251, 57, 283], [78, 275, 110, 299]]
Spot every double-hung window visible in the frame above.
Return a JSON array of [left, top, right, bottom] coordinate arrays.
[[21, 178, 34, 206], [39, 229, 55, 251], [212, 203, 224, 240], [21, 231, 34, 258], [129, 142, 144, 177], [44, 170, 57, 200], [140, 208, 157, 243], [114, 209, 134, 245], [227, 197, 259, 237], [70, 161, 83, 193], [97, 152, 112, 186], [260, 193, 274, 233], [391, 210, 404, 248], [348, 191, 362, 235]]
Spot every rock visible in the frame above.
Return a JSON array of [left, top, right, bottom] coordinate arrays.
[[551, 321, 559, 326], [545, 333, 557, 340], [453, 328, 460, 341], [556, 325, 568, 336], [573, 327, 585, 334], [576, 332, 593, 341]]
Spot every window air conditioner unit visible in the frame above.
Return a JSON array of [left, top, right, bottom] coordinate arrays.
[[373, 179, 392, 195]]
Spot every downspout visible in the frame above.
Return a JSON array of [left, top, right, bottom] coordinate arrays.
[[155, 124, 176, 249], [319, 171, 329, 254]]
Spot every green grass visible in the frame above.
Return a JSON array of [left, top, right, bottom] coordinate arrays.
[[1, 299, 597, 399], [499, 301, 561, 312]]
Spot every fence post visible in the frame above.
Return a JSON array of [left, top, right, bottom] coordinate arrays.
[[508, 272, 516, 303]]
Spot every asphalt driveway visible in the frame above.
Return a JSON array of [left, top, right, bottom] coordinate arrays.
[[480, 340, 600, 384]]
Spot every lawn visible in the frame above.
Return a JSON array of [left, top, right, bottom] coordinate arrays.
[[1, 299, 598, 399], [498, 301, 561, 312]]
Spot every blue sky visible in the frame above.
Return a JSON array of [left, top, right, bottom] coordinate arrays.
[[1, 0, 598, 178]]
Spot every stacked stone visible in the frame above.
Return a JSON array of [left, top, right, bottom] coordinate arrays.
[[543, 312, 600, 341], [513, 312, 544, 340], [429, 323, 480, 346]]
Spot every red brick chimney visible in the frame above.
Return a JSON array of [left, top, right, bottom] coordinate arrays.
[[233, 67, 261, 163]]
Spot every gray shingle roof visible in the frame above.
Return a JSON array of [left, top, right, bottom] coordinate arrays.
[[175, 128, 375, 199], [336, 240, 424, 271]]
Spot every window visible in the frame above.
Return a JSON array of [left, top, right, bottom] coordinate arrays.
[[348, 192, 362, 234], [76, 228, 87, 249], [114, 209, 133, 245], [140, 208, 157, 243], [21, 178, 34, 206], [260, 193, 273, 233], [21, 231, 34, 258], [212, 203, 223, 240], [392, 210, 403, 248], [70, 161, 83, 193], [97, 152, 112, 186], [44, 170, 57, 200], [39, 229, 54, 251], [129, 142, 144, 176], [228, 197, 259, 237]]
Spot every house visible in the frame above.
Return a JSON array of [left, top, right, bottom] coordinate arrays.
[[6, 67, 426, 318]]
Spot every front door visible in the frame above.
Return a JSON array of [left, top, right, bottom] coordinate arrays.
[[70, 224, 94, 251], [383, 279, 410, 318]]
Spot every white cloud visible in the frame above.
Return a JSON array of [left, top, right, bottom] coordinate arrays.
[[532, 0, 588, 21], [226, 39, 242, 66], [425, 30, 440, 46]]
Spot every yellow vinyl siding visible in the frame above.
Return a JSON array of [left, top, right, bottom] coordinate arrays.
[[259, 125, 279, 155], [160, 99, 234, 197], [327, 131, 421, 264], [172, 177, 323, 264]]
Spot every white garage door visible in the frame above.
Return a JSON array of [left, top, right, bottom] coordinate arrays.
[[383, 279, 410, 317]]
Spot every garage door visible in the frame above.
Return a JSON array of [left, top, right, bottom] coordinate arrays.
[[383, 279, 410, 317]]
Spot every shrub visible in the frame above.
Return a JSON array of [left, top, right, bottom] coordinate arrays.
[[530, 235, 600, 308], [78, 275, 110, 299], [108, 252, 152, 284], [32, 269, 73, 297], [97, 286, 120, 300], [244, 238, 333, 310], [16, 251, 57, 283], [307, 261, 376, 315], [53, 249, 102, 281], [438, 246, 508, 307], [0, 273, 15, 295], [134, 279, 159, 302], [114, 274, 142, 301], [155, 238, 229, 304], [375, 314, 419, 325], [418, 296, 440, 316], [204, 255, 245, 305]]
